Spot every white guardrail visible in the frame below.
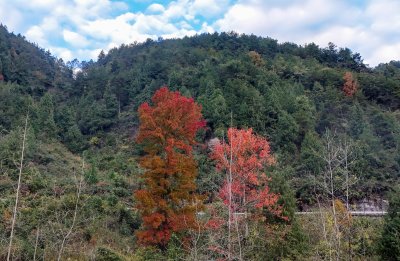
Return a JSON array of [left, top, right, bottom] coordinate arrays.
[[295, 211, 387, 217]]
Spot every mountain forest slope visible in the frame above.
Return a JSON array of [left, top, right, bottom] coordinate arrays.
[[0, 24, 399, 259]]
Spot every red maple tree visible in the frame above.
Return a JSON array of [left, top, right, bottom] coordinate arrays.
[[212, 128, 281, 217], [206, 128, 283, 259], [134, 87, 205, 247]]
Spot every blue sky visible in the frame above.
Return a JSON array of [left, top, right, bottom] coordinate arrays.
[[0, 0, 399, 66]]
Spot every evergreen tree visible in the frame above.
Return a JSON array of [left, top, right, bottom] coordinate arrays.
[[379, 187, 400, 261], [36, 93, 57, 138]]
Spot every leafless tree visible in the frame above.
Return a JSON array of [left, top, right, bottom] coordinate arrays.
[[321, 130, 342, 260], [56, 159, 85, 261], [316, 130, 356, 260], [7, 114, 29, 261]]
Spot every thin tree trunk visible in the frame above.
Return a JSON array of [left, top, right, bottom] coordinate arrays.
[[7, 114, 29, 261], [313, 171, 332, 261], [243, 188, 248, 237], [227, 112, 233, 261], [316, 193, 331, 261], [343, 139, 350, 211], [328, 153, 340, 260], [33, 227, 40, 261], [324, 132, 340, 260], [57, 160, 84, 261], [343, 140, 352, 260], [118, 98, 121, 118], [234, 215, 242, 261]]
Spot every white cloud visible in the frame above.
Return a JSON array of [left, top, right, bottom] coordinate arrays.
[[63, 30, 90, 48], [368, 43, 400, 65], [50, 46, 74, 61], [201, 22, 215, 33], [25, 25, 48, 46], [215, 0, 354, 40], [0, 0, 24, 32], [190, 0, 231, 18], [147, 3, 165, 13], [25, 0, 61, 10], [75, 48, 103, 61]]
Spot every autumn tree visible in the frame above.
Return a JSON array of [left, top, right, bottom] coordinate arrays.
[[210, 128, 282, 260], [248, 51, 264, 67], [342, 71, 358, 97], [134, 87, 205, 248], [213, 128, 280, 215]]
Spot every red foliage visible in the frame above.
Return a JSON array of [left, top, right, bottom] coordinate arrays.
[[135, 87, 205, 247], [212, 128, 282, 217], [343, 71, 358, 97], [205, 216, 225, 230]]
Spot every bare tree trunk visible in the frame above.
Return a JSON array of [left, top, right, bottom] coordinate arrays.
[[118, 98, 121, 118], [314, 186, 331, 261], [313, 167, 332, 261], [343, 139, 350, 211], [57, 160, 84, 261], [243, 188, 248, 238], [317, 131, 356, 261], [7, 114, 29, 261], [342, 139, 352, 260], [234, 215, 243, 261], [227, 112, 233, 261], [328, 160, 340, 261], [34, 227, 40, 261], [185, 203, 202, 261], [323, 131, 341, 261]]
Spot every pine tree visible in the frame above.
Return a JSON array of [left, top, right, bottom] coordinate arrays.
[[36, 93, 57, 138], [379, 187, 400, 260]]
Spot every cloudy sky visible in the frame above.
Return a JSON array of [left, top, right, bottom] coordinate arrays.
[[0, 0, 399, 66]]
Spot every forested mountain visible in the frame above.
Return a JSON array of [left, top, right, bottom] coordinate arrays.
[[0, 24, 399, 259]]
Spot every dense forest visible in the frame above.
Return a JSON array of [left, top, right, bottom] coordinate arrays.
[[0, 24, 399, 260]]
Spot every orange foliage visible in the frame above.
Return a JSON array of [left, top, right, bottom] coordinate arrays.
[[334, 199, 352, 229], [212, 128, 282, 218], [342, 71, 358, 97], [135, 87, 205, 247], [248, 51, 264, 67]]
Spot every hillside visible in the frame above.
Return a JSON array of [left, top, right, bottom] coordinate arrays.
[[0, 24, 399, 259]]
